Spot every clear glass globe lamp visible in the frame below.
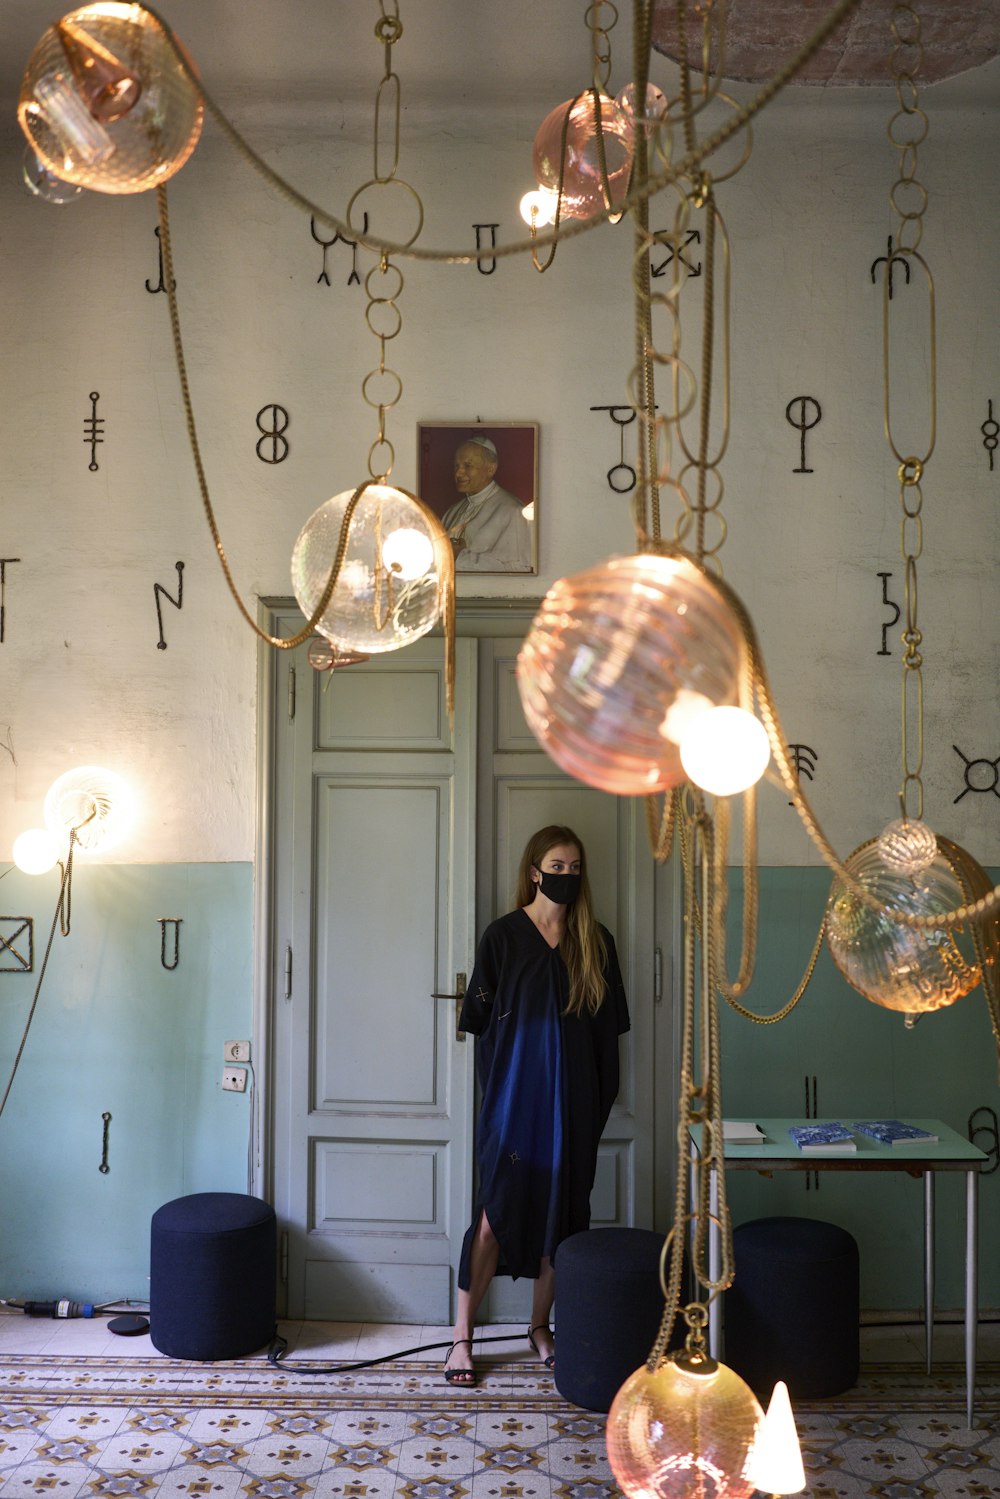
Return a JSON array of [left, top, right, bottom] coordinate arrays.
[[18, 3, 203, 194], [44, 765, 134, 853], [607, 1350, 764, 1499], [825, 834, 993, 1017], [532, 92, 634, 218], [516, 552, 745, 795], [291, 483, 452, 656], [877, 817, 938, 876]]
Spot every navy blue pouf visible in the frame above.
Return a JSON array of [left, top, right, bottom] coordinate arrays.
[[554, 1228, 676, 1412], [150, 1192, 276, 1361], [724, 1216, 859, 1399]]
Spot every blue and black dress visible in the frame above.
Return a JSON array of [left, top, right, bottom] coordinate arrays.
[[457, 908, 630, 1288]]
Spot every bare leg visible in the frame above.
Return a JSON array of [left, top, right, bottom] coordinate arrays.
[[447, 1211, 499, 1381], [528, 1257, 555, 1365]]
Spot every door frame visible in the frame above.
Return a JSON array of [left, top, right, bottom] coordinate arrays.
[[252, 596, 680, 1238]]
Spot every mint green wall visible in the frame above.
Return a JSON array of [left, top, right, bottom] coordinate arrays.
[[718, 867, 1000, 1313], [0, 863, 253, 1303]]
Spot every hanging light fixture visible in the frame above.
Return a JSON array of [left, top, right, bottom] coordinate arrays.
[[18, 3, 203, 195], [12, 828, 62, 876], [680, 705, 770, 797], [43, 765, 134, 854], [532, 90, 634, 219]]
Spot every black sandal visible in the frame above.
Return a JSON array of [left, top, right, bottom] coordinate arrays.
[[527, 1323, 555, 1368], [444, 1338, 477, 1386]]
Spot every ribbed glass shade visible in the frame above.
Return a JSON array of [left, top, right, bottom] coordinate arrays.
[[516, 553, 744, 795], [607, 1356, 764, 1499], [291, 484, 450, 656], [826, 836, 985, 1015], [877, 818, 938, 876], [532, 92, 633, 218], [18, 4, 203, 195], [44, 765, 133, 852]]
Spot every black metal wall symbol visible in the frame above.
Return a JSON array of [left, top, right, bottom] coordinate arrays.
[[589, 404, 642, 493], [870, 234, 910, 300], [953, 745, 1000, 803], [473, 224, 499, 275], [154, 561, 184, 650], [787, 744, 819, 805], [159, 917, 182, 970], [84, 391, 104, 471], [0, 559, 20, 645], [982, 400, 999, 473], [145, 225, 175, 294], [256, 404, 290, 464], [650, 228, 702, 279], [310, 213, 367, 287], [877, 571, 901, 656], [99, 1111, 111, 1174], [785, 396, 821, 474], [0, 917, 33, 973]]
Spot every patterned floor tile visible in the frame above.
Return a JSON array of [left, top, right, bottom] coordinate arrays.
[[0, 1458, 94, 1498]]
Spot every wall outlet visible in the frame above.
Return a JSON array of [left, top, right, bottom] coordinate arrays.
[[224, 1040, 251, 1062], [222, 1066, 248, 1092]]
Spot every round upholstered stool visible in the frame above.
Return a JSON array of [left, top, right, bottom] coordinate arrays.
[[150, 1192, 276, 1360], [554, 1227, 675, 1412], [724, 1215, 859, 1398]]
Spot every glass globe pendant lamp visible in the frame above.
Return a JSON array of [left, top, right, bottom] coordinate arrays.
[[44, 765, 134, 853], [291, 483, 453, 656], [607, 1348, 764, 1499], [532, 91, 634, 218], [516, 551, 746, 795], [825, 834, 995, 1018], [18, 3, 203, 194]]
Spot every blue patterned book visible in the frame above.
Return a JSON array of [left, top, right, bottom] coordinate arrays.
[[788, 1122, 857, 1153], [853, 1120, 939, 1146]]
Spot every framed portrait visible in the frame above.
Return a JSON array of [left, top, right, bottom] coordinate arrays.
[[417, 420, 539, 575]]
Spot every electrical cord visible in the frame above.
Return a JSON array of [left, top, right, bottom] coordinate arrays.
[[268, 1330, 524, 1375]]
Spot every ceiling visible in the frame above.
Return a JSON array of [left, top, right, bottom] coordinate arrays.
[[1, 1, 997, 127]]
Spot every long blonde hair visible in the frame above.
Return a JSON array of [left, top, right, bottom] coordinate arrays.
[[515, 824, 608, 1017]]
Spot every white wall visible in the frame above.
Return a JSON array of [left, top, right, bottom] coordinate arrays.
[[2, 47, 998, 870]]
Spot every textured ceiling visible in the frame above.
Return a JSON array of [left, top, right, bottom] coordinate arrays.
[[651, 0, 1000, 85]]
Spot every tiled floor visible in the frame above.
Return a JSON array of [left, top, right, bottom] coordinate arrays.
[[2, 1302, 998, 1366]]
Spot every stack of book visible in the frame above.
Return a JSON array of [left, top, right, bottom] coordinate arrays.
[[853, 1120, 939, 1146], [722, 1120, 766, 1143]]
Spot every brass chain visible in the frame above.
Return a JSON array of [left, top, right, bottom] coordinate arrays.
[[586, 0, 618, 92], [882, 4, 935, 820]]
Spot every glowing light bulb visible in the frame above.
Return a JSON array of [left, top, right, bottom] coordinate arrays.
[[381, 526, 434, 580], [748, 1382, 805, 1495], [519, 187, 558, 228], [659, 687, 713, 746], [13, 828, 61, 875], [44, 765, 134, 852], [680, 706, 770, 796]]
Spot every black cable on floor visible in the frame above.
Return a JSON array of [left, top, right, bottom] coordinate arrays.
[[267, 1330, 525, 1375]]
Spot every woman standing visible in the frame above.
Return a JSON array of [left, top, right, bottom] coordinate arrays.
[[444, 825, 630, 1385]]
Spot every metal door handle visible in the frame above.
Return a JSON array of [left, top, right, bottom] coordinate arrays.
[[431, 972, 466, 1042]]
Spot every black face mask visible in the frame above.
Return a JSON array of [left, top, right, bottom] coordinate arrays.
[[537, 870, 581, 905]]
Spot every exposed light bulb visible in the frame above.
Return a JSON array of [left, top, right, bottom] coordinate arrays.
[[12, 828, 61, 876], [381, 526, 434, 580], [680, 705, 770, 796], [659, 687, 713, 746], [519, 187, 558, 228], [747, 1381, 806, 1495]]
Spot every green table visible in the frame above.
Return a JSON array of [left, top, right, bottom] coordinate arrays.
[[691, 1118, 988, 1425]]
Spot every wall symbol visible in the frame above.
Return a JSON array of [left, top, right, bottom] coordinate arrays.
[[145, 224, 175, 294], [0, 916, 33, 973], [590, 404, 646, 493], [0, 559, 21, 645], [473, 223, 499, 275], [785, 396, 821, 474], [84, 391, 104, 471], [787, 743, 818, 805], [310, 213, 367, 287], [650, 227, 702, 279], [877, 571, 901, 656], [870, 234, 910, 300], [159, 917, 182, 970], [982, 399, 999, 473], [256, 404, 290, 464], [154, 561, 184, 651], [953, 745, 1000, 804]]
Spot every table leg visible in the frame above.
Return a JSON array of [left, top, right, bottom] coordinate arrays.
[[966, 1167, 979, 1428], [923, 1170, 934, 1375]]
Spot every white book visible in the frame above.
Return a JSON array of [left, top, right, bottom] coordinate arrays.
[[722, 1120, 765, 1142]]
